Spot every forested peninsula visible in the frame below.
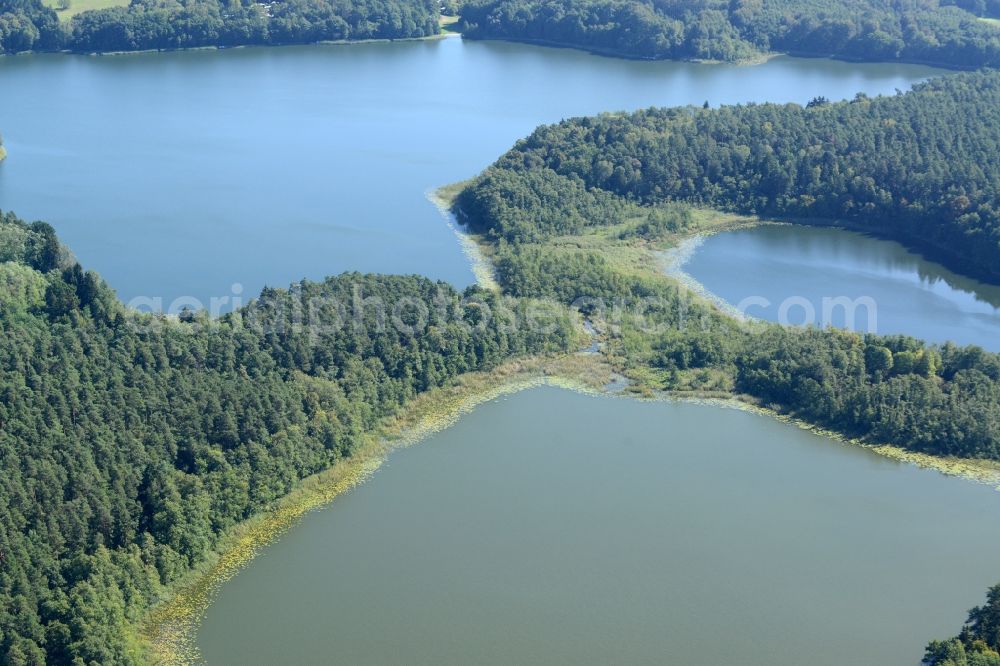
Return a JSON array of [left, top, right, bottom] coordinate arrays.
[[459, 0, 1000, 68], [454, 68, 1000, 460], [458, 70, 1000, 283], [0, 211, 575, 663], [0, 0, 439, 55]]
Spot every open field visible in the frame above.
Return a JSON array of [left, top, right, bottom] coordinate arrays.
[[440, 14, 461, 33], [44, 0, 129, 20]]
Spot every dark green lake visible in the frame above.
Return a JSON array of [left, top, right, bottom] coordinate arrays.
[[0, 38, 940, 308], [683, 225, 1000, 351], [197, 387, 1000, 665]]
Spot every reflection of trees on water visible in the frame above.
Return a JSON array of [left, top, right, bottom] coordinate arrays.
[[763, 224, 1000, 311]]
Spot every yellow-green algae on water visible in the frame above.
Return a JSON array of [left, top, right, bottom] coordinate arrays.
[[141, 354, 614, 664]]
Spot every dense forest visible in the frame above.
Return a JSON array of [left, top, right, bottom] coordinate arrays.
[[0, 210, 573, 663], [0, 0, 438, 54], [0, 0, 61, 53], [457, 70, 1000, 282], [459, 0, 1000, 67]]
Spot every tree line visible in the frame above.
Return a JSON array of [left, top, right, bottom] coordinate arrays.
[[0, 0, 438, 54], [0, 210, 574, 663], [8, 0, 1000, 64], [459, 0, 1000, 68]]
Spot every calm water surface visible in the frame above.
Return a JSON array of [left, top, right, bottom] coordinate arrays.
[[0, 38, 941, 306], [683, 225, 1000, 351], [197, 387, 1000, 665]]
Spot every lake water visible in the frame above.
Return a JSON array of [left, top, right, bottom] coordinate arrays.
[[197, 387, 1000, 665], [0, 37, 941, 308], [683, 225, 1000, 351]]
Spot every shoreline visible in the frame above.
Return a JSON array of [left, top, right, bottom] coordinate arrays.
[[680, 209, 1000, 288], [635, 221, 1000, 486], [703, 395, 1000, 489], [460, 34, 968, 70], [657, 214, 785, 323], [431, 182, 1000, 489], [433, 182, 1000, 485], [460, 34, 778, 66], [660, 213, 1000, 317], [4, 28, 961, 72], [781, 215, 1000, 286], [2, 31, 459, 59], [427, 186, 500, 292]]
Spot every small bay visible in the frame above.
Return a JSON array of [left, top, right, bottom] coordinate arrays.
[[683, 225, 1000, 351], [197, 387, 1000, 665]]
